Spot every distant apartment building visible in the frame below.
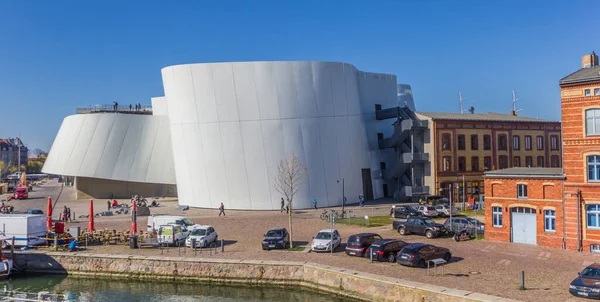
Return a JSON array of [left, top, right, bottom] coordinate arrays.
[[416, 112, 562, 203], [483, 52, 600, 251], [0, 137, 28, 169]]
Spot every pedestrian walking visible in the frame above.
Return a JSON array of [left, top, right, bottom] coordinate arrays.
[[286, 199, 290, 214], [66, 207, 72, 222], [107, 200, 111, 212], [218, 203, 225, 216], [113, 101, 116, 111], [313, 198, 318, 210], [280, 198, 285, 213], [359, 193, 364, 207], [63, 206, 68, 222]]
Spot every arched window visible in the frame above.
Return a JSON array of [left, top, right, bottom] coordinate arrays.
[[586, 109, 600, 136]]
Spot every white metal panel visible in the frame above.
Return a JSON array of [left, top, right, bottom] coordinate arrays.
[[300, 118, 328, 207], [512, 212, 537, 245], [240, 121, 272, 209], [129, 116, 160, 181], [146, 117, 176, 184], [261, 119, 286, 207], [330, 63, 347, 116], [232, 63, 260, 121], [318, 117, 341, 206], [52, 116, 85, 173], [254, 63, 280, 120], [312, 62, 334, 116], [112, 115, 144, 179], [274, 63, 298, 119], [220, 122, 251, 209], [169, 123, 193, 205], [190, 64, 219, 123], [281, 119, 310, 208], [96, 117, 131, 179], [212, 63, 240, 123], [293, 62, 318, 118], [344, 66, 361, 115], [180, 123, 211, 207], [78, 114, 116, 176], [151, 97, 169, 116], [63, 114, 100, 176], [200, 123, 230, 208]]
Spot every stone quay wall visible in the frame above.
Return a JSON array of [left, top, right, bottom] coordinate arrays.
[[14, 252, 517, 302]]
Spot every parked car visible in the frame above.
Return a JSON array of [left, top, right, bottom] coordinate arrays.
[[26, 208, 44, 215], [397, 243, 452, 268], [415, 205, 438, 217], [157, 224, 190, 246], [393, 217, 445, 239], [434, 205, 458, 217], [443, 217, 485, 234], [345, 233, 382, 257], [365, 239, 408, 263], [13, 187, 28, 200], [185, 225, 218, 248], [390, 205, 422, 219], [261, 228, 290, 250], [147, 215, 195, 232], [311, 229, 342, 252], [570, 264, 600, 299]]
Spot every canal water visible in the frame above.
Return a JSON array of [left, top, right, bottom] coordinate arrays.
[[0, 275, 354, 301]]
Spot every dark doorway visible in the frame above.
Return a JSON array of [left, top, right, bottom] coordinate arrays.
[[361, 169, 374, 201], [383, 184, 389, 197]]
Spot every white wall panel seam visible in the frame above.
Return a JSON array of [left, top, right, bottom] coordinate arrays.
[[182, 126, 198, 207], [63, 115, 86, 174], [328, 70, 335, 117], [197, 124, 213, 209], [311, 63, 320, 113], [342, 64, 349, 115], [123, 120, 145, 181], [210, 65, 232, 207], [90, 118, 116, 176], [259, 117, 275, 209], [75, 115, 100, 176], [292, 67, 312, 203], [333, 117, 344, 206], [230, 64, 254, 210], [110, 118, 133, 179], [142, 119, 161, 182], [316, 118, 330, 207], [188, 66, 202, 127]]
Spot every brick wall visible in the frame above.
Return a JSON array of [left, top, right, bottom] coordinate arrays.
[[484, 177, 564, 248]]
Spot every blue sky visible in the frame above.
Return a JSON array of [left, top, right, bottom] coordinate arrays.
[[1, 1, 599, 151]]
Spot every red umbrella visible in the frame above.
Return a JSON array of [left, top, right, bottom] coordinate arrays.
[[46, 197, 52, 230], [88, 199, 95, 232]]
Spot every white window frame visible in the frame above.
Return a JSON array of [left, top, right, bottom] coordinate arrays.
[[513, 135, 520, 150], [544, 210, 556, 232], [525, 136, 532, 150], [587, 204, 600, 229], [588, 155, 600, 182], [551, 136, 559, 150], [492, 207, 502, 228], [586, 109, 600, 136], [586, 89, 592, 96], [536, 136, 543, 150], [595, 88, 600, 96], [517, 184, 527, 199]]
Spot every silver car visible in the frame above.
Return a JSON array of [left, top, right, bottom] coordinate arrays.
[[416, 205, 438, 217], [434, 205, 458, 217]]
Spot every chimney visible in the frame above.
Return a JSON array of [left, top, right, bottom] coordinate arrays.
[[582, 51, 599, 68], [511, 110, 517, 116]]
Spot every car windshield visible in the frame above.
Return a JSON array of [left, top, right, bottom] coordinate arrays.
[[401, 248, 417, 254], [427, 207, 435, 211], [16, 189, 26, 193], [266, 230, 282, 237], [581, 267, 600, 279], [191, 229, 207, 236], [315, 232, 332, 240], [467, 218, 481, 224], [423, 219, 435, 225], [182, 218, 194, 226]]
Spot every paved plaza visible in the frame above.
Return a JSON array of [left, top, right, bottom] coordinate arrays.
[[8, 180, 594, 301]]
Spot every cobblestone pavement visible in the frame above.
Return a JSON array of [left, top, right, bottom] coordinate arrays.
[[15, 180, 593, 302]]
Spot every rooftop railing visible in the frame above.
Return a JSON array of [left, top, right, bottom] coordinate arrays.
[[76, 104, 153, 115]]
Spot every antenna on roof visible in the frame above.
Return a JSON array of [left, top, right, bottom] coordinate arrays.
[[511, 89, 523, 116], [459, 92, 469, 114]]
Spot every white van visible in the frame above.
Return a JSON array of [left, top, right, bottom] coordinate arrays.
[[157, 224, 190, 246], [147, 215, 195, 232], [0, 214, 47, 246]]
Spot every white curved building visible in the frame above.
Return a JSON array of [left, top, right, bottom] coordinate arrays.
[[44, 61, 410, 209]]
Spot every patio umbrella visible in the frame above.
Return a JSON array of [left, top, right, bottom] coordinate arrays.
[[46, 197, 52, 229], [88, 199, 95, 232]]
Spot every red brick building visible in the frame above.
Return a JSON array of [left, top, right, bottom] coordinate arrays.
[[485, 52, 600, 251], [484, 168, 564, 248]]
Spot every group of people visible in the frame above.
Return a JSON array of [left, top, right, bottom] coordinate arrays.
[[112, 101, 119, 111], [61, 206, 72, 222], [278, 193, 366, 213], [129, 103, 143, 112], [0, 202, 13, 214]]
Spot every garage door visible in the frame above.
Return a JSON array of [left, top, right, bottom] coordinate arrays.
[[511, 207, 536, 245]]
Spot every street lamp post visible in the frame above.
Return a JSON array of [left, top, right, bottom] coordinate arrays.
[[337, 178, 345, 213]]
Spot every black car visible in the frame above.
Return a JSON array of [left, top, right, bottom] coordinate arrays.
[[391, 205, 422, 219], [396, 243, 451, 268], [365, 239, 408, 263], [570, 264, 600, 299], [261, 228, 290, 250], [345, 233, 382, 257]]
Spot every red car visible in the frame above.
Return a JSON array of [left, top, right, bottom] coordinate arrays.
[[14, 187, 28, 199]]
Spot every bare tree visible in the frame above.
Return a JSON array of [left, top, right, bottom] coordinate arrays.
[[274, 153, 307, 249]]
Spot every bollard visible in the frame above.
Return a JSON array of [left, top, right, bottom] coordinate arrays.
[[370, 248, 373, 263], [221, 239, 224, 252], [54, 236, 58, 251], [85, 233, 88, 247], [520, 271, 525, 290]]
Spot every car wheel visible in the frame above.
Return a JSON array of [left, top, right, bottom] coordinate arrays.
[[425, 230, 434, 239], [418, 259, 426, 268], [444, 253, 451, 262], [398, 227, 407, 235], [387, 254, 395, 263]]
